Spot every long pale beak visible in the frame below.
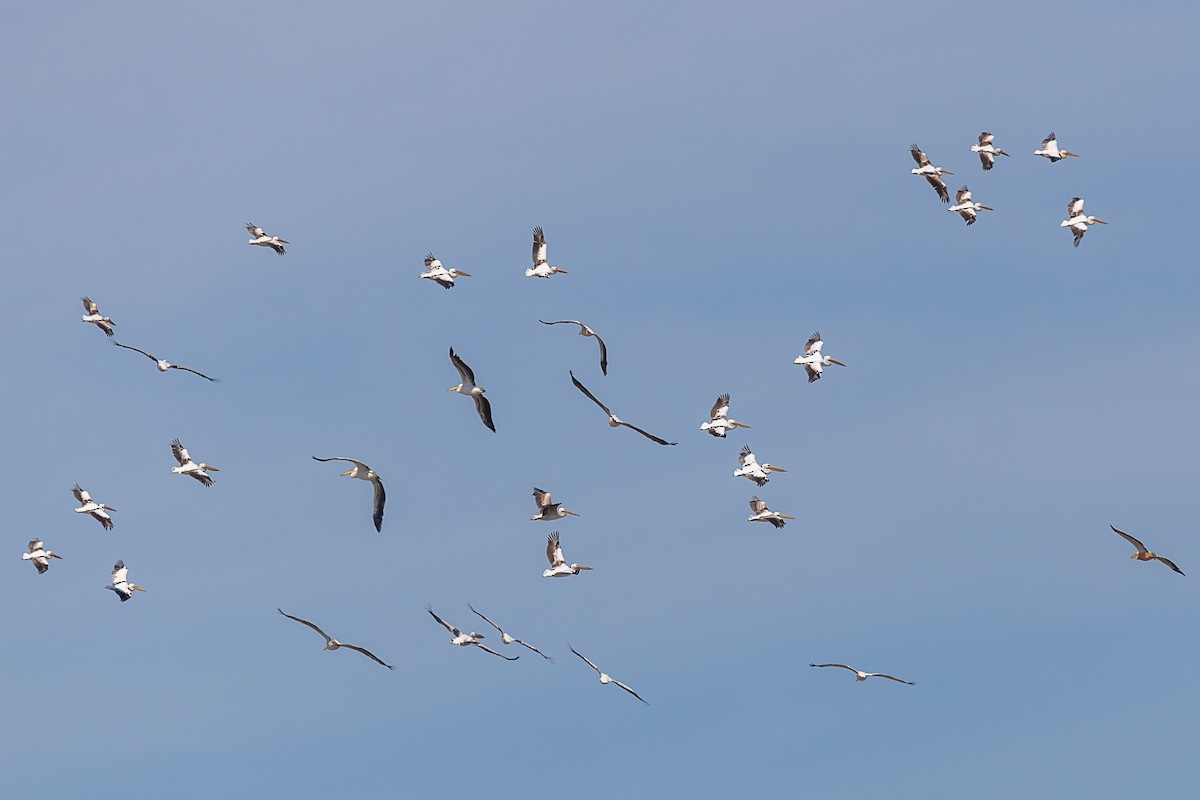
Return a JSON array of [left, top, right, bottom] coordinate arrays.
[[132, 585, 147, 592], [942, 169, 954, 175], [207, 466, 221, 472], [576, 565, 593, 571], [1093, 218, 1109, 224], [979, 205, 994, 211], [277, 238, 290, 244], [447, 384, 462, 392], [555, 268, 569, 273], [104, 506, 119, 512], [767, 466, 787, 472], [50, 553, 64, 559], [455, 271, 472, 277], [563, 509, 580, 516], [341, 469, 355, 476], [829, 359, 847, 367], [1065, 152, 1080, 157], [779, 514, 796, 520]]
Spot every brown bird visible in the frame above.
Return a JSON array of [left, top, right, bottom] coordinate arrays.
[[1111, 525, 1184, 575]]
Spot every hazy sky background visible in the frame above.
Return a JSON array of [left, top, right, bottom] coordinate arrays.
[[3, 2, 1198, 797]]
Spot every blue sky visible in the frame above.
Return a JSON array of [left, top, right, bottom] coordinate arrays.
[[4, 2, 1199, 797]]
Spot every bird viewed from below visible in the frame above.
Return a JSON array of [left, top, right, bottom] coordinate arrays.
[[246, 223, 288, 254], [105, 560, 146, 602], [544, 531, 591, 578], [747, 496, 794, 528], [1060, 197, 1108, 247], [1110, 525, 1185, 575], [569, 370, 677, 445], [809, 663, 915, 685], [970, 131, 1009, 171], [1033, 131, 1079, 162], [311, 456, 386, 532], [570, 647, 648, 704], [531, 487, 580, 521], [80, 296, 115, 336], [539, 319, 608, 375], [425, 606, 520, 660], [419, 253, 472, 289], [947, 186, 994, 226], [72, 484, 116, 530], [170, 439, 219, 487], [468, 604, 554, 660], [277, 608, 395, 669], [23, 539, 63, 574], [700, 393, 750, 438], [525, 226, 568, 278], [793, 331, 846, 383], [733, 445, 786, 487], [448, 347, 496, 432], [910, 143, 953, 202], [111, 340, 217, 381]]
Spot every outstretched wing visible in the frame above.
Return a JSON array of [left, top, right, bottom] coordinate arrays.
[[171, 439, 190, 466], [1155, 556, 1185, 576], [468, 604, 505, 635], [514, 639, 554, 661], [473, 393, 496, 432], [617, 420, 677, 446], [371, 478, 386, 533], [532, 488, 553, 510], [111, 340, 158, 362], [449, 347, 476, 385], [546, 532, 565, 567], [531, 226, 547, 265], [871, 673, 916, 686], [341, 643, 396, 670], [72, 484, 89, 504], [613, 679, 650, 705], [1110, 525, 1148, 555], [569, 646, 603, 675], [425, 606, 460, 637], [569, 370, 612, 416], [277, 608, 333, 643], [472, 642, 520, 661], [168, 364, 218, 382]]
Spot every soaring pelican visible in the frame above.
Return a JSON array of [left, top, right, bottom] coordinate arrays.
[[793, 331, 846, 383], [1060, 197, 1108, 247], [1034, 132, 1079, 162], [810, 663, 915, 685], [734, 445, 786, 487], [544, 531, 592, 578], [569, 370, 677, 445], [246, 223, 288, 254], [700, 393, 750, 438], [23, 539, 63, 574], [570, 647, 648, 705], [277, 608, 395, 669], [419, 253, 471, 289], [171, 439, 219, 487], [468, 604, 554, 660], [747, 496, 794, 529], [539, 320, 608, 375], [426, 606, 519, 660], [72, 484, 116, 530], [312, 456, 386, 532], [448, 347, 496, 432], [947, 186, 994, 226], [105, 560, 146, 602], [531, 488, 580, 521], [81, 296, 115, 336], [910, 144, 953, 203], [526, 226, 568, 278], [1111, 525, 1185, 576], [111, 341, 217, 381], [970, 132, 1009, 171]]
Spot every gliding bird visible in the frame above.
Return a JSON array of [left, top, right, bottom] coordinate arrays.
[[793, 331, 845, 383], [23, 539, 63, 574], [105, 560, 146, 602], [700, 393, 750, 438], [72, 484, 116, 530], [910, 144, 953, 202], [448, 347, 496, 432], [569, 370, 677, 445], [425, 606, 519, 660], [1111, 525, 1185, 576], [810, 663, 915, 685], [419, 253, 471, 289], [246, 223, 288, 254], [734, 445, 786, 487], [81, 296, 115, 336], [948, 186, 994, 226], [525, 226, 568, 278], [277, 608, 395, 669], [747, 496, 794, 529], [171, 439, 219, 487], [544, 531, 592, 578], [1060, 197, 1108, 247], [539, 319, 608, 375], [468, 604, 554, 660], [570, 647, 648, 705], [111, 341, 217, 381], [1034, 132, 1079, 162], [531, 487, 580, 521], [970, 132, 1009, 171], [312, 456, 386, 532]]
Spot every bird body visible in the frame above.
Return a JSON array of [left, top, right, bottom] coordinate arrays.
[[544, 531, 591, 577], [525, 226, 568, 277], [23, 539, 63, 574], [947, 186, 994, 226], [171, 439, 218, 486], [531, 487, 580, 521], [111, 341, 217, 381], [734, 445, 786, 487], [700, 393, 750, 438], [569, 370, 676, 445], [277, 608, 394, 669], [105, 560, 146, 601], [426, 606, 519, 659], [81, 296, 115, 336], [246, 223, 288, 254], [810, 663, 914, 685], [1111, 525, 1184, 575], [448, 347, 496, 432], [970, 132, 1009, 171], [1034, 132, 1079, 162], [419, 253, 472, 288], [747, 496, 794, 528], [793, 331, 845, 382], [540, 319, 607, 375], [1060, 197, 1108, 247], [910, 144, 953, 202], [312, 456, 386, 532], [72, 484, 116, 530]]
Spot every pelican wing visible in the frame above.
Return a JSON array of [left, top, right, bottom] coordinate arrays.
[[569, 370, 612, 416], [1110, 525, 1148, 555], [312, 456, 369, 470], [472, 642, 520, 661], [739, 445, 757, 469], [978, 132, 994, 146], [748, 496, 769, 515], [82, 296, 100, 314], [168, 364, 218, 382], [1068, 197, 1085, 218], [340, 643, 396, 670], [710, 394, 731, 421], [425, 606, 461, 637], [593, 331, 608, 375], [277, 608, 334, 644], [468, 604, 505, 635], [111, 340, 159, 362], [1155, 556, 1185, 576], [871, 673, 916, 685], [810, 663, 857, 673], [473, 393, 496, 432], [371, 478, 386, 533], [246, 223, 266, 237], [1042, 132, 1057, 148], [111, 560, 129, 585], [616, 420, 677, 446], [924, 173, 950, 202], [72, 484, 90, 505], [546, 532, 565, 567], [804, 332, 823, 357], [424, 253, 441, 269], [28, 539, 43, 553], [532, 488, 554, 511], [514, 639, 554, 661], [569, 646, 603, 675], [171, 438, 191, 467], [531, 226, 548, 265], [955, 186, 972, 205], [449, 347, 476, 385], [612, 679, 649, 705], [910, 144, 929, 167]]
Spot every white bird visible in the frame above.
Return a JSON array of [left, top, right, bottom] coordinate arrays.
[[910, 144, 953, 203], [810, 663, 915, 685], [468, 604, 554, 660], [72, 484, 116, 530], [793, 331, 846, 383], [569, 370, 677, 445], [525, 226, 568, 278], [1034, 131, 1079, 162], [23, 539, 63, 574], [246, 223, 288, 254], [277, 608, 395, 669], [544, 531, 592, 578], [970, 132, 1009, 171], [570, 647, 648, 704], [947, 186, 994, 226], [539, 319, 608, 375], [734, 445, 786, 486], [700, 393, 750, 438], [448, 347, 496, 432], [171, 439, 219, 487], [105, 560, 146, 602], [1060, 197, 1108, 247], [111, 340, 217, 381], [1111, 525, 1185, 576], [531, 487, 580, 521], [312, 456, 386, 532], [747, 496, 795, 529], [81, 296, 115, 336], [425, 606, 519, 660], [419, 253, 472, 289]]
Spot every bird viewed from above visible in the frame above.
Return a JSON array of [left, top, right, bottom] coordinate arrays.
[[809, 663, 915, 685], [1060, 197, 1108, 247], [170, 439, 219, 487], [1033, 131, 1080, 162], [570, 647, 648, 705], [245, 223, 288, 254], [746, 496, 794, 528], [277, 609, 395, 669], [947, 186, 993, 226], [569, 370, 677, 445], [733, 444, 786, 487], [530, 487, 580, 521], [72, 484, 116, 530], [970, 131, 1009, 171], [110, 340, 217, 381], [910, 143, 954, 202], [539, 319, 608, 375], [1110, 525, 1185, 575], [468, 604, 554, 660], [543, 531, 591, 577], [80, 296, 115, 336], [425, 606, 520, 660], [525, 226, 568, 278], [22, 539, 63, 574], [447, 347, 496, 432], [311, 456, 386, 532], [699, 393, 749, 438], [104, 560, 145, 602], [418, 253, 471, 289], [792, 331, 845, 383]]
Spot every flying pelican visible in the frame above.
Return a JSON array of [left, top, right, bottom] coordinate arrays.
[[1034, 131, 1079, 162], [947, 186, 994, 226], [544, 531, 592, 578], [570, 647, 648, 705], [910, 144, 953, 203], [448, 347, 496, 432], [700, 393, 750, 438], [970, 132, 1009, 171], [23, 539, 63, 574], [111, 341, 217, 381], [72, 484, 116, 530], [105, 560, 146, 602], [747, 496, 794, 529], [277, 608, 395, 669], [810, 663, 915, 685], [419, 253, 472, 289], [311, 456, 386, 532], [531, 487, 580, 521], [468, 604, 554, 660], [569, 370, 677, 446], [1111, 525, 1185, 576], [1060, 197, 1108, 247], [81, 296, 115, 336], [793, 331, 846, 383], [171, 439, 219, 487], [526, 226, 568, 278], [425, 606, 519, 660], [734, 445, 786, 487], [539, 320, 608, 375], [246, 223, 288, 254]]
